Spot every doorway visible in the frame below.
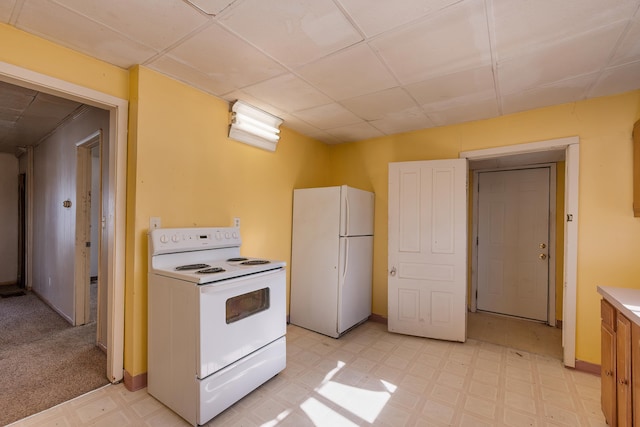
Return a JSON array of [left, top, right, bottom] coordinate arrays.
[[461, 137, 580, 367], [75, 130, 105, 350], [0, 61, 127, 382], [475, 166, 556, 324]]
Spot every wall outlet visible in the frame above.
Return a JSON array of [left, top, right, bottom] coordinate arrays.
[[150, 217, 161, 229], [233, 217, 240, 228]]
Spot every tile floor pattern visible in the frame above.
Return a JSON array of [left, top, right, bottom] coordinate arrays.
[[467, 311, 563, 360], [10, 322, 605, 427]]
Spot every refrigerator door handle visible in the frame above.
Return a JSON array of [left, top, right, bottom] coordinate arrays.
[[344, 195, 350, 236], [342, 239, 349, 279]]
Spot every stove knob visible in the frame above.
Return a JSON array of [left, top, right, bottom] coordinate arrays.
[[232, 231, 238, 239], [171, 234, 179, 243], [215, 231, 222, 240], [160, 234, 168, 243], [225, 232, 231, 239]]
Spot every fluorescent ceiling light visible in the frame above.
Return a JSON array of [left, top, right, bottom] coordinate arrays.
[[229, 100, 283, 152]]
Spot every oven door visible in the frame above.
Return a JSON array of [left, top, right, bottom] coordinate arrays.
[[197, 269, 286, 379]]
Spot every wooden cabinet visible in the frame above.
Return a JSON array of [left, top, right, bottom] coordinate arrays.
[[617, 314, 632, 426], [602, 299, 617, 425], [601, 298, 640, 426], [633, 323, 640, 427], [634, 119, 640, 217]]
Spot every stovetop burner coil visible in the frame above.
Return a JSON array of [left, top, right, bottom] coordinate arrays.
[[196, 267, 226, 274], [240, 260, 270, 265], [176, 263, 210, 271], [227, 257, 249, 262]]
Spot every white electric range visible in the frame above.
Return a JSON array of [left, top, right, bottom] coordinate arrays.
[[147, 227, 286, 426]]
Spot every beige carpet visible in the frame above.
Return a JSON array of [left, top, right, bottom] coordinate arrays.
[[0, 291, 109, 426]]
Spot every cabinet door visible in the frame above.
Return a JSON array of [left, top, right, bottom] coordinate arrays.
[[601, 299, 616, 426], [633, 322, 640, 427], [617, 314, 632, 426]]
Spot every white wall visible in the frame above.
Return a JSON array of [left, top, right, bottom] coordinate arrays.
[[0, 153, 18, 284], [32, 106, 109, 322]]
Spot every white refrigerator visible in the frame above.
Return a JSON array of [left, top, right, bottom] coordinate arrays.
[[290, 185, 374, 338]]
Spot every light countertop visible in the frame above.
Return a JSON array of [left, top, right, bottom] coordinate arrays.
[[598, 286, 640, 325]]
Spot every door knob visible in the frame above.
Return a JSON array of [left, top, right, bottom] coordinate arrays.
[[539, 254, 547, 260], [390, 267, 396, 276]]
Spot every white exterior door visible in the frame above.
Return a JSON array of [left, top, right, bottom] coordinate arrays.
[[388, 159, 468, 342], [476, 168, 550, 321]]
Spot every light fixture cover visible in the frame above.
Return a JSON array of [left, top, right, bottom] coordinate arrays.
[[229, 100, 283, 151]]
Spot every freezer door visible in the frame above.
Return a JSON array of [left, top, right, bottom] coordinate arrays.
[[340, 186, 374, 236], [338, 236, 373, 334]]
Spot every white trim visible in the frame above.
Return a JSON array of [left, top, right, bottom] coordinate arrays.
[[461, 136, 579, 368], [0, 61, 127, 382], [74, 131, 98, 326]]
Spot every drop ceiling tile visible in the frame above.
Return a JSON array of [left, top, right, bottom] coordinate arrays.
[[498, 22, 625, 95], [340, 88, 418, 121], [293, 103, 363, 129], [161, 23, 286, 91], [241, 73, 332, 112], [336, 0, 460, 37], [427, 97, 499, 127], [369, 108, 434, 135], [325, 122, 384, 142], [221, 89, 286, 118], [296, 43, 397, 101], [278, 113, 323, 136], [610, 17, 640, 66], [17, 0, 157, 67], [590, 61, 640, 98], [51, 0, 209, 51], [405, 66, 496, 112], [370, 0, 491, 84], [0, 0, 16, 22], [218, 0, 362, 68], [492, 0, 638, 60], [502, 74, 596, 114], [147, 55, 236, 95]]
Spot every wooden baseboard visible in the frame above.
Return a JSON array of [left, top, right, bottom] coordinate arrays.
[[123, 370, 147, 391], [573, 359, 600, 376]]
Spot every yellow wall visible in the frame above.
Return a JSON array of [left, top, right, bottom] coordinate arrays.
[[126, 66, 330, 375], [331, 91, 640, 364]]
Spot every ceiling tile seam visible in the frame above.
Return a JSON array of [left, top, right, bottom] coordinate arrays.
[[182, 0, 238, 17], [584, 13, 640, 99], [330, 0, 368, 41], [8, 0, 25, 25], [32, 0, 163, 64], [139, 19, 219, 67], [483, 0, 502, 116]]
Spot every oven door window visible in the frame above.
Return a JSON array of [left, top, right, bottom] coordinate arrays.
[[226, 287, 270, 324]]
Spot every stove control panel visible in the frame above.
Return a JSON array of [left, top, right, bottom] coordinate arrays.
[[150, 227, 241, 255]]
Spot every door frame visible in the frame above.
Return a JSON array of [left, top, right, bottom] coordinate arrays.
[[0, 62, 127, 382], [470, 164, 557, 326], [461, 136, 579, 368], [75, 130, 101, 326]]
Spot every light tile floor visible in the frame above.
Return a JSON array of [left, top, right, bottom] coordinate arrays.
[[467, 311, 563, 360], [9, 321, 604, 427]]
